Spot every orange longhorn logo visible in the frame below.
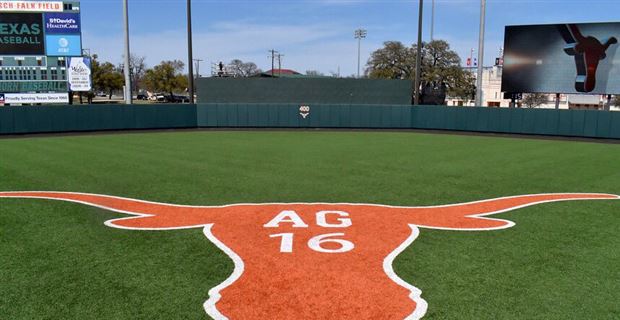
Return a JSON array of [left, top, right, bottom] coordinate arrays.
[[1, 191, 617, 319]]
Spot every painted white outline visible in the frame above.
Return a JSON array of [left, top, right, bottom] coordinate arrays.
[[413, 195, 620, 231], [202, 225, 244, 320], [384, 225, 428, 320], [0, 191, 616, 210], [0, 191, 617, 232], [0, 191, 618, 319]]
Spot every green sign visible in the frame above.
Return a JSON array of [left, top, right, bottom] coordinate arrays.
[[0, 81, 67, 92]]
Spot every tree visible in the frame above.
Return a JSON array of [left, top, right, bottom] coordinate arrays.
[[421, 40, 475, 101], [229, 59, 261, 77], [444, 68, 476, 101], [366, 41, 416, 79], [143, 60, 188, 96], [129, 54, 147, 94], [91, 54, 124, 99], [365, 40, 476, 102], [305, 70, 324, 76], [118, 55, 147, 94], [521, 93, 548, 108]]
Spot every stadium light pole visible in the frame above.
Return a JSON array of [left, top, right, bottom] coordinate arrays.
[[414, 0, 423, 105], [193, 59, 203, 79], [475, 0, 486, 107], [187, 0, 195, 103], [122, 0, 132, 104], [430, 0, 435, 41], [354, 29, 367, 78]]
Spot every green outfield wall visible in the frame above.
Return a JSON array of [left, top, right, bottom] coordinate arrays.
[[196, 78, 413, 105], [195, 104, 620, 139], [0, 104, 619, 139], [0, 105, 196, 134]]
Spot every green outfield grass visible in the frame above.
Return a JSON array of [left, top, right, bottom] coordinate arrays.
[[1, 131, 619, 319]]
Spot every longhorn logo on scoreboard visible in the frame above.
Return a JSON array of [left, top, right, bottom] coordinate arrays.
[[502, 22, 620, 95], [559, 24, 618, 93], [1, 191, 618, 319]]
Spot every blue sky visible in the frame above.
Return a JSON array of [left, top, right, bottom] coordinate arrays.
[[81, 0, 620, 76]]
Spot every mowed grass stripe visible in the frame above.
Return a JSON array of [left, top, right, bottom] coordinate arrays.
[[1, 131, 619, 319]]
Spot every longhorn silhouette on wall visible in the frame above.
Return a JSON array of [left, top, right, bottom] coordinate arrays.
[[1, 191, 618, 319]]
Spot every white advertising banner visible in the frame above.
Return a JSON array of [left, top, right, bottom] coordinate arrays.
[[68, 57, 92, 91], [0, 1, 63, 12], [2, 93, 69, 104]]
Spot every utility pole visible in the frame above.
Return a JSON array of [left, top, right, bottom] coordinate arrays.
[[122, 0, 132, 104], [193, 59, 203, 79], [268, 49, 278, 77], [187, 0, 194, 103], [431, 0, 435, 41], [354, 29, 367, 78], [475, 0, 486, 107], [276, 53, 284, 77], [414, 0, 423, 105]]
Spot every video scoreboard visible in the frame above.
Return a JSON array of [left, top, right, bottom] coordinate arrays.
[[0, 1, 84, 104]]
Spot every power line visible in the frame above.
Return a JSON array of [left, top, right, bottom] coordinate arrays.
[[276, 53, 284, 76], [268, 49, 278, 77]]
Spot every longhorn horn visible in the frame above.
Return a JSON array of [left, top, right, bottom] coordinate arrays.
[[0, 191, 207, 230], [409, 193, 619, 230], [567, 24, 587, 43], [603, 37, 618, 50]]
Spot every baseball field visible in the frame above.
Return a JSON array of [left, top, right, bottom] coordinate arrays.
[[1, 130, 619, 319]]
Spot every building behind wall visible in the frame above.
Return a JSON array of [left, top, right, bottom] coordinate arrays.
[[446, 65, 618, 110]]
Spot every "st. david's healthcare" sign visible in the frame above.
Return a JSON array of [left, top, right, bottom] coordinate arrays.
[[44, 12, 80, 34]]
